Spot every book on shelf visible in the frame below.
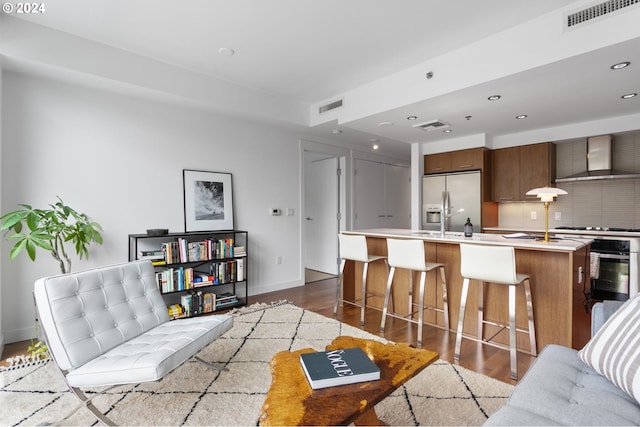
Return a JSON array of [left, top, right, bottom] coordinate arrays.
[[138, 249, 165, 260], [299, 347, 380, 390], [214, 291, 238, 309], [237, 258, 244, 281]]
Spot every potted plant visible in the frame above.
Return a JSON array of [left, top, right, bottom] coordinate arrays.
[[0, 197, 103, 359]]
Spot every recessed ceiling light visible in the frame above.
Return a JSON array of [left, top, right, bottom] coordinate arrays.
[[610, 61, 630, 70], [516, 115, 527, 119], [443, 129, 453, 133], [372, 142, 379, 150], [332, 129, 342, 134], [377, 121, 394, 126], [407, 116, 418, 120], [621, 93, 637, 99], [488, 95, 501, 101], [217, 47, 235, 57]]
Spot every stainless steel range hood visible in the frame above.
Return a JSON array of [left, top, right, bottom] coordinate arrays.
[[555, 135, 640, 182]]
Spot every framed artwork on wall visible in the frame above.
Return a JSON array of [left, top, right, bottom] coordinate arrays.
[[183, 169, 234, 232]]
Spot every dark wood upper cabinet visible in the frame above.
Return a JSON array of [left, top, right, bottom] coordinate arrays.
[[491, 146, 520, 202], [424, 152, 452, 174], [491, 142, 556, 202], [519, 142, 556, 200], [451, 148, 484, 171], [424, 147, 485, 174]]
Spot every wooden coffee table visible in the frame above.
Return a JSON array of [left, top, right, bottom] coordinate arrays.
[[259, 335, 439, 426]]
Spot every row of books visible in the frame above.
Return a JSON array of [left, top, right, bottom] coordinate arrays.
[[166, 292, 240, 319], [139, 238, 242, 265], [155, 259, 244, 293]]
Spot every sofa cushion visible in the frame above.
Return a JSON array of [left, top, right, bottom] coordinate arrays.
[[66, 314, 233, 387], [579, 293, 640, 404], [485, 344, 640, 425]]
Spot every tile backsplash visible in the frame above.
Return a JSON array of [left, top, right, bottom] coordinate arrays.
[[498, 131, 640, 230]]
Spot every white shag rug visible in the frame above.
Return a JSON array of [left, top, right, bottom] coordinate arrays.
[[0, 301, 513, 426]]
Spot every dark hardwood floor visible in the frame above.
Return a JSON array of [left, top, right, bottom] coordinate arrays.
[[250, 277, 533, 385], [1, 277, 534, 384]]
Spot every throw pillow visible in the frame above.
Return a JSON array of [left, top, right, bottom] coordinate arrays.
[[578, 294, 640, 404]]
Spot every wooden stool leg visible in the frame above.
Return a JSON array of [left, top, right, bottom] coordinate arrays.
[[380, 267, 395, 333], [454, 277, 470, 361], [334, 259, 347, 316]]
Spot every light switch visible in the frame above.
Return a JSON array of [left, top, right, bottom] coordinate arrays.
[[530, 211, 537, 220], [555, 212, 562, 220]]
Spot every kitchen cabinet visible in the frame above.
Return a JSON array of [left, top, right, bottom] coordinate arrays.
[[520, 142, 556, 199], [492, 142, 555, 202], [424, 147, 485, 174], [424, 152, 452, 174]]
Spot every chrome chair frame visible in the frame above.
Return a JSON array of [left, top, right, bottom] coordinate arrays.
[[454, 243, 537, 380]]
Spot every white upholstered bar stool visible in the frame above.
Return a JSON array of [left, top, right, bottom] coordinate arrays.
[[334, 233, 388, 326], [454, 243, 537, 380], [380, 238, 449, 348]]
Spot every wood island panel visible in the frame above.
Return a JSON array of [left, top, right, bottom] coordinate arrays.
[[340, 232, 591, 352]]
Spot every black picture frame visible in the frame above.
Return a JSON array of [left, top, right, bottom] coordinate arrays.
[[183, 169, 234, 232]]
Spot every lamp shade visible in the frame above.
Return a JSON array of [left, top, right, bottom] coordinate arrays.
[[526, 186, 568, 202]]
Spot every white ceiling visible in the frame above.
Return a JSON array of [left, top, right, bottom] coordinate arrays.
[[3, 0, 640, 158]]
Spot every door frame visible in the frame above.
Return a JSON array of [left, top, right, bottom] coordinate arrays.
[[300, 139, 350, 281]]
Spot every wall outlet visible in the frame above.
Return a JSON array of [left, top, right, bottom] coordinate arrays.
[[555, 211, 562, 220], [271, 208, 281, 216], [530, 211, 537, 220], [276, 256, 282, 265]]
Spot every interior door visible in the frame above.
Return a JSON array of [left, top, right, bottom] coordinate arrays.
[[384, 164, 411, 228], [354, 159, 385, 229], [304, 156, 339, 274]]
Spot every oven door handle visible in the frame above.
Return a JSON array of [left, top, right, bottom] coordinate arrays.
[[593, 253, 630, 260]]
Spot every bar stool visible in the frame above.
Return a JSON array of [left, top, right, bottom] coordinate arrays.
[[380, 238, 449, 348], [454, 243, 537, 380], [334, 233, 388, 326]]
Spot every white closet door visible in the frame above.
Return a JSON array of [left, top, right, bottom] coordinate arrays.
[[354, 159, 385, 229], [384, 164, 410, 228]]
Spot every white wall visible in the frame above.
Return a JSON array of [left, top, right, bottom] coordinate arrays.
[[0, 72, 305, 342], [0, 63, 4, 355]]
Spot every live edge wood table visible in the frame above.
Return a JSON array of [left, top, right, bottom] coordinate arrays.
[[259, 336, 439, 426]]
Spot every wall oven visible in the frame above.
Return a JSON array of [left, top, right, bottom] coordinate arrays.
[[590, 239, 632, 301], [554, 229, 639, 302]]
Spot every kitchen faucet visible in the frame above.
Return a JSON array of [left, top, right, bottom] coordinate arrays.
[[440, 191, 464, 236]]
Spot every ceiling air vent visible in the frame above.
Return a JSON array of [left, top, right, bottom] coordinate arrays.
[[566, 0, 639, 27], [318, 99, 343, 114], [412, 119, 450, 132]]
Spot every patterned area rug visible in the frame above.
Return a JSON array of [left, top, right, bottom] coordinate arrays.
[[0, 301, 513, 426]]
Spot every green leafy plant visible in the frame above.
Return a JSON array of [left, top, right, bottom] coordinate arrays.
[[1, 197, 103, 360], [0, 196, 103, 274]]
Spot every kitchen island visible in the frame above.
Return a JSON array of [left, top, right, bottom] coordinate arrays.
[[340, 228, 592, 352]]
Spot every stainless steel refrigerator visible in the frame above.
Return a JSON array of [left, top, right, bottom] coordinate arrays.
[[422, 171, 481, 233]]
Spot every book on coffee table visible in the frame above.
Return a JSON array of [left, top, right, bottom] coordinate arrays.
[[300, 347, 380, 389]]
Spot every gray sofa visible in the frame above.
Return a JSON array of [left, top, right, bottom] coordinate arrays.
[[485, 300, 640, 426]]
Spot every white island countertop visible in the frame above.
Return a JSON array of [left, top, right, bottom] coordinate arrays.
[[343, 228, 591, 252]]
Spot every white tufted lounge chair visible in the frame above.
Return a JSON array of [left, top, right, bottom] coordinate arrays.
[[33, 259, 233, 425]]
